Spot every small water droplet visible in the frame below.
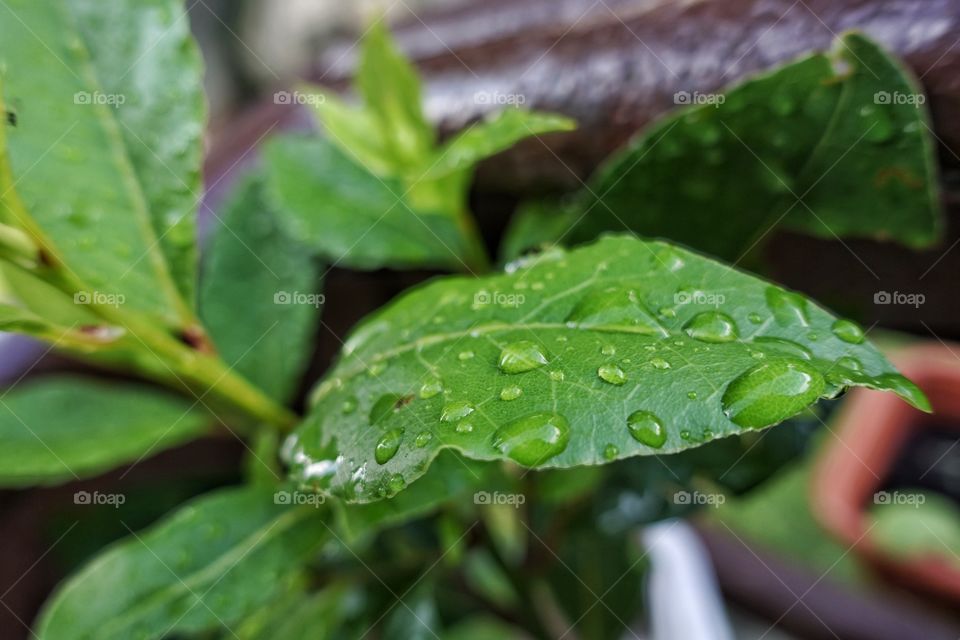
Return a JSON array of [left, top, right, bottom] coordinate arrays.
[[598, 363, 627, 385], [603, 444, 619, 460], [650, 358, 671, 370], [627, 410, 667, 449], [414, 431, 433, 448], [387, 473, 405, 493], [498, 340, 549, 374], [549, 370, 565, 382], [458, 350, 475, 361], [341, 397, 357, 415], [419, 377, 443, 398], [751, 336, 813, 360], [500, 385, 523, 401], [601, 344, 616, 356], [441, 401, 475, 423], [831, 319, 865, 344], [721, 359, 825, 429], [687, 391, 698, 400], [683, 311, 739, 343], [492, 412, 570, 466], [837, 355, 862, 371], [368, 361, 387, 376], [765, 287, 809, 326], [679, 429, 693, 441], [748, 312, 763, 324], [374, 429, 404, 464], [455, 420, 475, 434]]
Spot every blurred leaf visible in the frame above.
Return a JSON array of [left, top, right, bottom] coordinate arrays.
[[200, 174, 322, 403], [423, 109, 576, 180], [515, 33, 939, 261], [286, 235, 924, 503], [500, 199, 578, 264], [383, 582, 439, 640], [37, 486, 328, 639], [306, 89, 396, 176], [872, 490, 960, 567], [443, 616, 533, 640], [234, 579, 367, 640], [0, 0, 202, 324], [264, 135, 468, 271], [0, 376, 209, 486]]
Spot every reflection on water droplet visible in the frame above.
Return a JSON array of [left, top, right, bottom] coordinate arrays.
[[831, 319, 865, 344], [414, 431, 433, 448], [687, 391, 698, 400], [765, 286, 809, 326], [748, 312, 763, 324], [683, 311, 739, 343], [498, 341, 549, 374], [601, 344, 616, 356], [721, 359, 825, 429], [549, 370, 565, 382], [456, 421, 475, 434], [627, 410, 667, 448], [598, 363, 627, 385], [500, 385, 522, 401], [375, 429, 404, 464], [441, 401, 475, 423], [603, 444, 619, 460], [492, 412, 570, 466]]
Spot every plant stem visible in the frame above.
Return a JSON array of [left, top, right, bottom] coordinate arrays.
[[457, 208, 491, 274]]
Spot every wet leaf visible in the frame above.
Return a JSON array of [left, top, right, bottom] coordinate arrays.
[[286, 235, 925, 502]]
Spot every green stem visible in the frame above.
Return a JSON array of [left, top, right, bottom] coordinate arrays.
[[457, 208, 491, 274]]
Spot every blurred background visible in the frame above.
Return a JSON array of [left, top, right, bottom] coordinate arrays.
[[3, 0, 960, 638]]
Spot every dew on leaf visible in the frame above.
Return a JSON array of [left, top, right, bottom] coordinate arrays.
[[492, 412, 570, 466], [387, 473, 405, 493], [458, 350, 475, 361], [368, 361, 387, 376], [687, 391, 698, 400], [498, 340, 549, 374], [500, 385, 523, 401], [455, 421, 475, 434], [565, 286, 667, 335], [603, 444, 619, 460], [374, 429, 404, 464], [627, 410, 667, 449], [441, 401, 475, 423], [765, 286, 809, 326], [751, 336, 812, 360], [683, 311, 739, 343], [837, 355, 863, 371], [419, 377, 443, 398], [721, 359, 826, 429], [831, 319, 865, 344], [597, 363, 627, 385], [650, 357, 671, 370], [549, 370, 565, 382], [341, 397, 357, 415], [601, 344, 616, 356], [414, 431, 433, 448], [748, 312, 763, 324]]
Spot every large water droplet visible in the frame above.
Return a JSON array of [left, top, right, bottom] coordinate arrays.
[[419, 377, 443, 398], [721, 359, 825, 429], [598, 363, 627, 385], [441, 401, 475, 423], [765, 287, 809, 326], [498, 341, 549, 374], [566, 286, 667, 336], [492, 412, 570, 466], [831, 319, 865, 344], [683, 311, 739, 343], [627, 410, 667, 449], [375, 429, 404, 464]]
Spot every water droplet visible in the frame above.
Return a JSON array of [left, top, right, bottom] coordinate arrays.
[[458, 350, 475, 361], [368, 361, 387, 376], [414, 431, 433, 448], [601, 344, 616, 356], [765, 286, 809, 326], [627, 411, 667, 448], [807, 331, 819, 341], [455, 421, 475, 434], [859, 104, 894, 143], [679, 429, 693, 441], [419, 377, 443, 398], [837, 356, 862, 371], [566, 286, 667, 336], [683, 311, 739, 343], [441, 401, 475, 423], [498, 341, 549, 374], [603, 444, 619, 460], [751, 336, 813, 360], [492, 412, 570, 466], [721, 359, 826, 429], [374, 429, 404, 464], [549, 370, 565, 382], [687, 391, 698, 400], [500, 385, 523, 401], [598, 363, 627, 385], [650, 358, 671, 370], [748, 312, 763, 324], [831, 319, 865, 344], [341, 397, 357, 415], [387, 473, 405, 493]]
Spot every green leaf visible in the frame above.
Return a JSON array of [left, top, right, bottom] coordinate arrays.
[[0, 0, 202, 324], [537, 32, 939, 261], [200, 174, 322, 403], [423, 109, 576, 180], [0, 376, 209, 486], [356, 21, 434, 170], [286, 235, 925, 502], [263, 135, 469, 271], [500, 199, 579, 263], [443, 616, 534, 640], [234, 580, 367, 640], [306, 89, 397, 176], [36, 486, 328, 640]]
